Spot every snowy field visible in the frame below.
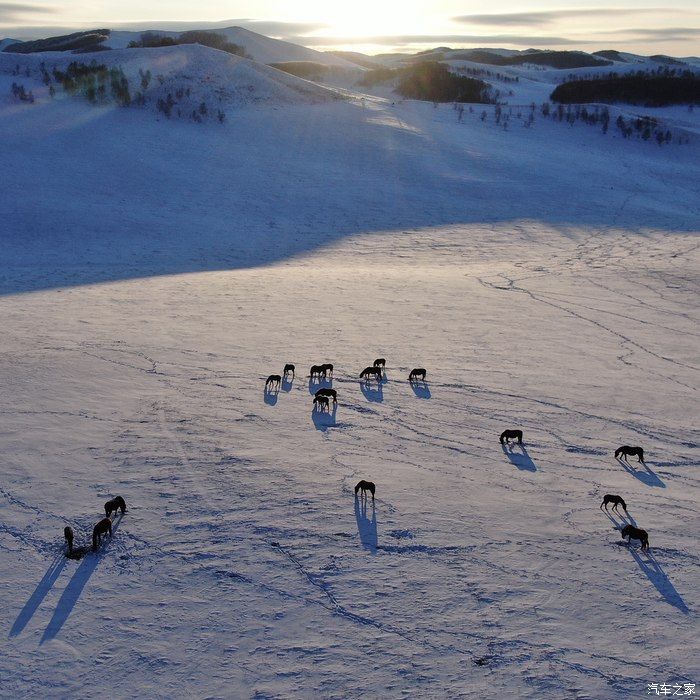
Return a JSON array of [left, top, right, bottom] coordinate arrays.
[[1, 53, 699, 698]]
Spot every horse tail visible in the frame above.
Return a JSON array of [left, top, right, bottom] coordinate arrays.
[[620, 498, 627, 511], [354, 482, 360, 494]]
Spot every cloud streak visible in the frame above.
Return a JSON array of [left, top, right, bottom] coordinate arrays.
[[454, 8, 680, 27], [0, 2, 53, 21]]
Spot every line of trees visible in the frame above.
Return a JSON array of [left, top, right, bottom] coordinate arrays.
[[127, 31, 248, 58]]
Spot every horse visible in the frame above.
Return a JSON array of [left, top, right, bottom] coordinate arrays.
[[313, 395, 330, 412], [283, 363, 295, 378], [321, 363, 334, 378], [621, 524, 649, 550], [64, 526, 74, 556], [615, 446, 644, 463], [265, 374, 281, 390], [409, 368, 426, 381], [500, 429, 523, 445], [92, 517, 112, 551], [600, 494, 627, 513], [373, 358, 386, 369], [355, 480, 375, 500], [315, 388, 338, 403], [104, 496, 127, 517], [360, 366, 382, 381], [310, 365, 325, 379]]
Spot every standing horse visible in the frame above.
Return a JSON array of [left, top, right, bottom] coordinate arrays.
[[310, 365, 324, 380], [360, 366, 382, 381], [64, 526, 74, 556], [315, 388, 338, 403], [500, 429, 523, 445], [373, 358, 386, 370], [104, 496, 127, 517], [321, 363, 334, 378], [621, 524, 649, 550], [313, 395, 330, 412], [600, 494, 627, 513], [615, 446, 644, 463], [92, 518, 112, 551], [355, 480, 376, 501], [265, 374, 281, 390], [409, 368, 426, 381], [283, 363, 295, 378]]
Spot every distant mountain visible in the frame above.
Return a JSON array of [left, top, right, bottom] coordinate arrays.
[[326, 51, 380, 69], [2, 29, 110, 53]]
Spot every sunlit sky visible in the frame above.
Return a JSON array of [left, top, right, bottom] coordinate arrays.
[[1, 0, 699, 55]]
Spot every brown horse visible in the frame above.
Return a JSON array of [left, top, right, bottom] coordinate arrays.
[[621, 524, 649, 550], [373, 358, 386, 369], [360, 366, 382, 381], [409, 368, 426, 381], [600, 494, 627, 513], [104, 496, 127, 517], [283, 363, 295, 378], [615, 446, 644, 463], [92, 518, 112, 551], [500, 429, 523, 445], [310, 365, 325, 379], [355, 480, 375, 500], [321, 363, 334, 378]]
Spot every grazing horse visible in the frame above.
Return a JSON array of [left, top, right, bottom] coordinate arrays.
[[409, 368, 426, 381], [355, 480, 376, 500], [265, 374, 281, 390], [315, 388, 338, 403], [500, 429, 523, 445], [104, 496, 127, 517], [621, 524, 649, 550], [64, 526, 74, 556], [600, 494, 627, 513], [373, 358, 386, 369], [92, 518, 112, 551], [360, 366, 382, 381], [615, 445, 644, 463], [313, 395, 330, 412], [283, 363, 295, 378], [321, 363, 334, 378], [310, 365, 325, 379]]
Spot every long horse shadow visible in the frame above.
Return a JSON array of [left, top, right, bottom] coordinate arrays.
[[281, 376, 294, 393], [409, 379, 431, 399], [308, 377, 332, 396], [263, 387, 279, 406], [360, 380, 383, 403], [354, 495, 377, 553], [617, 458, 665, 488], [501, 443, 537, 471], [40, 514, 123, 644], [625, 546, 689, 613], [602, 508, 636, 531], [9, 553, 67, 638], [312, 403, 337, 432]]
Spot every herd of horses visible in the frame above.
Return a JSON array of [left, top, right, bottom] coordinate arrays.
[[261, 359, 654, 552], [63, 496, 126, 559]]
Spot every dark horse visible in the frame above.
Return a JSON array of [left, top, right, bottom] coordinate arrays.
[[265, 374, 281, 390], [500, 429, 523, 445], [600, 494, 627, 513], [313, 395, 330, 412], [315, 387, 338, 403], [615, 445, 644, 463], [104, 496, 127, 517], [373, 358, 386, 369], [355, 480, 376, 501], [409, 368, 426, 381], [621, 524, 649, 550], [321, 363, 334, 378], [283, 363, 295, 378], [64, 526, 74, 556], [310, 365, 325, 379], [92, 517, 112, 551], [360, 366, 382, 381]]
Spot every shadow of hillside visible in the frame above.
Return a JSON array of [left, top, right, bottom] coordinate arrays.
[[1, 96, 698, 295]]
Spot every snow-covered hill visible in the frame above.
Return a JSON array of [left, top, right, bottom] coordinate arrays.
[[105, 26, 359, 68], [0, 48, 699, 699]]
